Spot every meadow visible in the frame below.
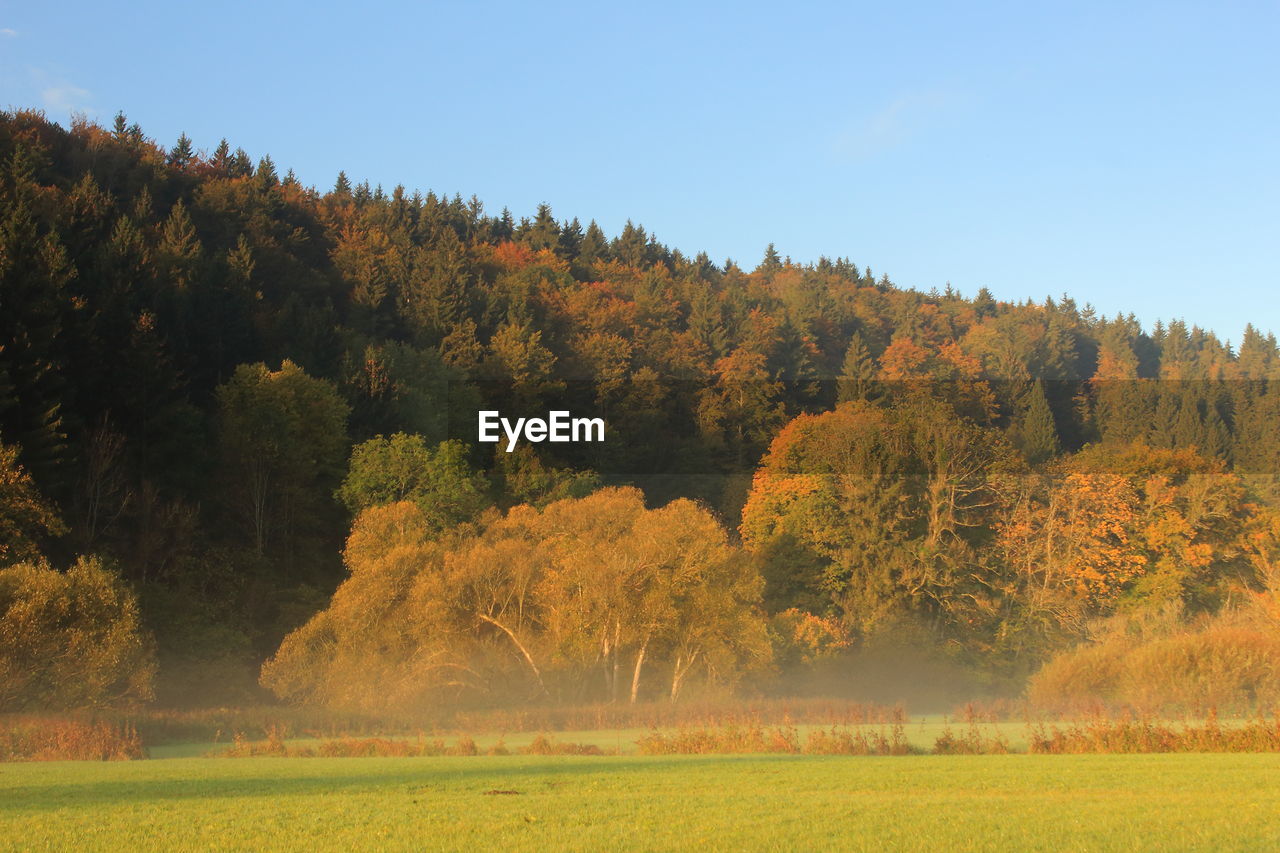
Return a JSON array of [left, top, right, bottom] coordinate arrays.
[[3, 751, 1279, 851]]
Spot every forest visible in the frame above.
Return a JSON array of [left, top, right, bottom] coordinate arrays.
[[3, 108, 1280, 714]]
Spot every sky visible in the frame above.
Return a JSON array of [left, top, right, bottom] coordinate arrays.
[[2, 0, 1277, 341]]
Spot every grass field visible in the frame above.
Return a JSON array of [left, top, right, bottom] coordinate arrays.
[[3, 751, 1279, 851]]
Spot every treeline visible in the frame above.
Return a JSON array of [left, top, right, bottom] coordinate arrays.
[[2, 109, 1280, 711]]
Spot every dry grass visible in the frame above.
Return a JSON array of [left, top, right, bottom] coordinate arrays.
[[0, 716, 145, 761], [1026, 710, 1280, 754], [636, 711, 913, 756], [212, 729, 612, 758], [117, 698, 909, 746]]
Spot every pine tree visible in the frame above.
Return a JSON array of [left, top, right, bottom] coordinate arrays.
[[1238, 324, 1280, 379], [577, 220, 607, 267], [974, 287, 997, 319], [1172, 391, 1202, 450], [158, 200, 201, 289], [256, 156, 278, 189], [1020, 379, 1060, 464], [523, 203, 559, 253], [0, 148, 73, 483], [558, 216, 584, 260], [1202, 402, 1231, 461], [613, 221, 648, 267], [758, 243, 782, 273], [227, 235, 255, 283], [230, 148, 253, 178], [210, 139, 232, 175], [837, 333, 877, 404], [168, 133, 195, 169]]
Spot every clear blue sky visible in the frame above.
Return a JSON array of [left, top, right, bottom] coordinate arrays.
[[2, 1, 1277, 341]]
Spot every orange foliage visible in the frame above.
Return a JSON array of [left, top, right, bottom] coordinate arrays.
[[491, 240, 535, 270]]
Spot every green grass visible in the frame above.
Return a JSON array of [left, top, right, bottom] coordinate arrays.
[[3, 752, 1278, 851]]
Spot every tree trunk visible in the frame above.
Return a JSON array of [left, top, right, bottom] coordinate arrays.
[[630, 638, 648, 704], [477, 613, 546, 696]]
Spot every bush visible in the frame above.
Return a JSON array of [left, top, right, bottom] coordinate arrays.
[[0, 556, 155, 711], [1028, 621, 1280, 714]]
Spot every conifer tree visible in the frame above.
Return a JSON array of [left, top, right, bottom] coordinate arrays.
[[1172, 392, 1202, 450], [168, 133, 195, 169], [210, 139, 232, 175], [256, 156, 278, 188], [1020, 379, 1061, 464], [758, 243, 782, 273], [577, 220, 607, 267], [837, 333, 877, 404]]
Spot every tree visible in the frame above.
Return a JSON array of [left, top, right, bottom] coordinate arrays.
[[1020, 379, 1061, 464], [0, 440, 66, 564], [0, 146, 74, 483], [757, 243, 782, 273], [741, 399, 1016, 641], [261, 489, 769, 710], [167, 133, 195, 169], [0, 556, 155, 711], [836, 332, 876, 404], [336, 434, 490, 533], [215, 361, 349, 563], [998, 443, 1262, 656]]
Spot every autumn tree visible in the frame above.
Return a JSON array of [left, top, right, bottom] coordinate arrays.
[[741, 398, 1017, 643], [261, 489, 769, 710], [0, 440, 66, 564], [0, 556, 155, 711]]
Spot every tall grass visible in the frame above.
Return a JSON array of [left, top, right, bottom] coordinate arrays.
[[1026, 710, 1280, 754], [637, 710, 913, 756], [0, 716, 145, 761], [120, 698, 910, 745], [212, 731, 609, 758]]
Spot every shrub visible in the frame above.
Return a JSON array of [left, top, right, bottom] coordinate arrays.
[[521, 734, 604, 755], [0, 556, 155, 711], [1026, 712, 1280, 754], [1029, 622, 1280, 714], [932, 722, 1010, 755]]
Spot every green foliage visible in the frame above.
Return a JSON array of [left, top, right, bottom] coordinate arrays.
[[214, 361, 349, 561], [0, 556, 155, 711], [741, 398, 1018, 641], [1018, 379, 1060, 464], [336, 434, 490, 532]]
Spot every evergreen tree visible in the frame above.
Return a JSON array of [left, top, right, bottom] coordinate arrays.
[[523, 203, 560, 253], [1020, 379, 1061, 464], [168, 133, 195, 169], [210, 139, 232, 175], [757, 243, 782, 273], [577, 220, 607, 267], [256, 156, 278, 189], [333, 171, 352, 196], [837, 333, 877, 404]]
